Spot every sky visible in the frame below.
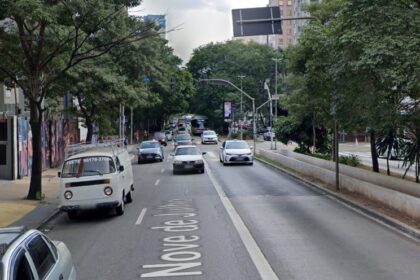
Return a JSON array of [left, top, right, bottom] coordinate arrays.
[[129, 0, 267, 63]]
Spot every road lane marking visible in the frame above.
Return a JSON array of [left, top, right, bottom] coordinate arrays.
[[206, 151, 216, 158], [161, 168, 165, 173], [155, 179, 161, 186], [136, 208, 147, 225], [205, 160, 279, 280]]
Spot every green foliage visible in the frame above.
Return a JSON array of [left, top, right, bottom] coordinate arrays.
[[187, 40, 282, 129], [339, 155, 361, 167]]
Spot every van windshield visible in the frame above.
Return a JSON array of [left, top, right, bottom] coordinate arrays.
[[62, 156, 116, 178]]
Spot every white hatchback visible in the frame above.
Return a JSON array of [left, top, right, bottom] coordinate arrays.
[[171, 146, 206, 174]]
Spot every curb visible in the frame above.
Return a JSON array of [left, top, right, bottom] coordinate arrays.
[[255, 154, 420, 242], [36, 207, 61, 230]]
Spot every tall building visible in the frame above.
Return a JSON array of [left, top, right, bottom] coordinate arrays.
[[292, 0, 320, 43], [140, 15, 167, 40], [269, 0, 294, 50]]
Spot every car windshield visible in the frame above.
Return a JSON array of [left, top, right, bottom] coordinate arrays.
[[226, 142, 249, 149], [175, 134, 191, 141], [62, 156, 116, 178], [203, 131, 216, 136], [176, 147, 200, 156], [141, 142, 160, 149]]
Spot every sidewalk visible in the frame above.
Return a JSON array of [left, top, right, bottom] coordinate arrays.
[[0, 168, 60, 228]]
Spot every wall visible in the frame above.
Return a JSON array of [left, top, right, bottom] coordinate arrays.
[[259, 149, 420, 220]]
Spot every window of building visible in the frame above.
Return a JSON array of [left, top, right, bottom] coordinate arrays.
[[279, 1, 284, 5], [288, 0, 292, 5]]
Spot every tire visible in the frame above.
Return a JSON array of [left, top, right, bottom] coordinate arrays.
[[116, 195, 125, 216], [173, 170, 177, 175], [67, 210, 77, 220], [201, 168, 205, 173], [249, 162, 254, 166], [126, 190, 133, 203]]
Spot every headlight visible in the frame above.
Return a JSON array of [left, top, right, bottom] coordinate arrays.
[[174, 160, 182, 165], [104, 186, 113, 196], [246, 153, 252, 156], [64, 191, 73, 200], [195, 160, 204, 164]]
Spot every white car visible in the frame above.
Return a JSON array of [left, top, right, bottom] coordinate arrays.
[[172, 146, 206, 174], [0, 227, 76, 280], [219, 140, 253, 165], [201, 130, 218, 144], [59, 143, 134, 219]]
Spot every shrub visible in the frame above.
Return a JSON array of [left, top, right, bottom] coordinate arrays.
[[339, 155, 361, 167]]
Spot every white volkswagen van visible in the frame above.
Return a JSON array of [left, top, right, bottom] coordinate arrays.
[[59, 142, 134, 219]]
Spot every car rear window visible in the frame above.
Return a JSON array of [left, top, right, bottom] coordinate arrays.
[[62, 156, 116, 178], [203, 131, 216, 136], [175, 134, 191, 141]]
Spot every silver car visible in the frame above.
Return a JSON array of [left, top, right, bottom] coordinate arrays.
[[0, 227, 76, 280], [201, 130, 218, 144], [137, 141, 164, 163]]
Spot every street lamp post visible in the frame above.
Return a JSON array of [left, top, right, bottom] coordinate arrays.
[[263, 80, 274, 150], [199, 78, 256, 155]]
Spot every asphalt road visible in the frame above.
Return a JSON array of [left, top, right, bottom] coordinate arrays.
[[43, 140, 420, 280]]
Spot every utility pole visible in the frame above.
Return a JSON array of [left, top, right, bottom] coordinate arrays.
[[238, 75, 245, 140], [272, 58, 281, 150], [130, 107, 133, 145]]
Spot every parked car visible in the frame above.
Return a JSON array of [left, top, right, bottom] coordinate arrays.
[[171, 146, 206, 174], [153, 132, 167, 146], [0, 227, 76, 280], [219, 140, 253, 165], [173, 134, 193, 148], [59, 143, 134, 219], [201, 130, 218, 144], [137, 140, 164, 163]]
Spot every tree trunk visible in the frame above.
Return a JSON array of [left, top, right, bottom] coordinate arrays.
[[312, 122, 316, 154], [27, 99, 43, 200], [86, 119, 93, 143], [370, 130, 379, 173]]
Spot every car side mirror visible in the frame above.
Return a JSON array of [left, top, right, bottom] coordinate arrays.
[[119, 165, 124, 172], [57, 172, 61, 178], [170, 153, 175, 157], [202, 152, 207, 155], [250, 146, 254, 150]]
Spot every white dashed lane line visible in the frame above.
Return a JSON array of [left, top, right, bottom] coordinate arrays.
[[154, 179, 160, 186], [161, 168, 165, 173], [135, 208, 147, 225]]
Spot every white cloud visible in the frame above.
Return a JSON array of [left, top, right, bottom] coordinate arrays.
[[129, 0, 267, 63]]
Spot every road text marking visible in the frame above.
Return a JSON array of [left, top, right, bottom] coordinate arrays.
[[136, 208, 147, 225]]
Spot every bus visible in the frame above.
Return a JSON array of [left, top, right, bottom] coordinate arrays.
[[191, 115, 208, 136]]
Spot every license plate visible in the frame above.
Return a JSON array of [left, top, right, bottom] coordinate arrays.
[[184, 164, 193, 169], [146, 155, 152, 159], [236, 157, 243, 161]]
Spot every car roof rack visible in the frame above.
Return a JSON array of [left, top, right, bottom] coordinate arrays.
[[65, 139, 125, 158]]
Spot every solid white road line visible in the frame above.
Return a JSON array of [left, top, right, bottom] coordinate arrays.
[[205, 160, 279, 280], [154, 179, 160, 186], [136, 208, 147, 225]]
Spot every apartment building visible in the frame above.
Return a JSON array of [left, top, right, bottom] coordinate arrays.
[[269, 0, 294, 50], [292, 0, 320, 43]]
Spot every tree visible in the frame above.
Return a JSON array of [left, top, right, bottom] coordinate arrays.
[[0, 0, 158, 199], [187, 40, 281, 130]]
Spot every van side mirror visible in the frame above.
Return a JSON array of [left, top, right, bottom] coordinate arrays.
[[202, 152, 207, 155], [119, 165, 124, 172], [57, 172, 61, 178]]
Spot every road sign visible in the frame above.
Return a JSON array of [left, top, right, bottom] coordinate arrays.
[[232, 7, 282, 37]]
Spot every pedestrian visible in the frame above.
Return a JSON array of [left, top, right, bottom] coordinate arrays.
[[124, 137, 128, 148]]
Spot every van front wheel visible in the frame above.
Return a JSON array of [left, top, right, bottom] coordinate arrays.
[[126, 190, 134, 203], [116, 196, 125, 216]]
